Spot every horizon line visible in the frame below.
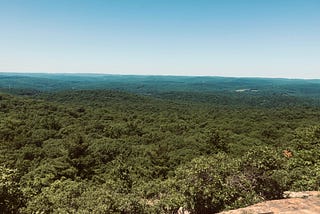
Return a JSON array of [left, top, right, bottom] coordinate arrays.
[[0, 71, 319, 80]]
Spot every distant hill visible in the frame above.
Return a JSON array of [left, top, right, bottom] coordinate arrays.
[[1, 73, 320, 98]]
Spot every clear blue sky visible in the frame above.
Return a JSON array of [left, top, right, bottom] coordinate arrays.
[[0, 0, 319, 78]]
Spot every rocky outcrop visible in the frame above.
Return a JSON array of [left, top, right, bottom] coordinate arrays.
[[177, 207, 191, 214], [219, 191, 320, 214]]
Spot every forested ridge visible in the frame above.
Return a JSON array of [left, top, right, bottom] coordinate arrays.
[[1, 79, 320, 213]]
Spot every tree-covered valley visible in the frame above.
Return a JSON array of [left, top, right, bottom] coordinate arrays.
[[1, 74, 320, 213]]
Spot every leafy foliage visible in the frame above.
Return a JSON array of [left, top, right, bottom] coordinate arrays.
[[0, 166, 25, 213]]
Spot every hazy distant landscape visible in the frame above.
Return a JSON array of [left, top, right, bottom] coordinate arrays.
[[2, 73, 320, 95]]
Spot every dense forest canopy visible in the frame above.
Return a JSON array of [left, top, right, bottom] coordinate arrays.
[[0, 74, 320, 213]]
